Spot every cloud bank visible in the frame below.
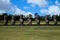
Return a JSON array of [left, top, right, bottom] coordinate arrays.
[[0, 0, 34, 16], [40, 0, 60, 16], [0, 0, 60, 16], [27, 0, 48, 7]]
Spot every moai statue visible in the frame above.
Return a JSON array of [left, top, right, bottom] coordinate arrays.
[[45, 15, 49, 25], [4, 14, 8, 25], [53, 15, 57, 25], [19, 14, 24, 25], [35, 13, 40, 25], [11, 15, 15, 25], [28, 14, 32, 25]]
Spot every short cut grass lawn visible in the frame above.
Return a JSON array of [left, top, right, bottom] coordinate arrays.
[[0, 26, 60, 40]]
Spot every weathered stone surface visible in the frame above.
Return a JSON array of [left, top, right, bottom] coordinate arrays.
[[45, 15, 49, 25], [11, 15, 15, 25], [19, 14, 24, 25], [35, 13, 40, 25], [28, 14, 32, 25], [4, 15, 8, 25], [54, 15, 57, 25]]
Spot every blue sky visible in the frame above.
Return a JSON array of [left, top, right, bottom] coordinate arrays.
[[0, 0, 60, 16]]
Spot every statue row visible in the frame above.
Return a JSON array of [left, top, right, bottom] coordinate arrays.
[[3, 14, 57, 25]]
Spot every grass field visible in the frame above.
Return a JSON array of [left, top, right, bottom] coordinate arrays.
[[0, 20, 60, 24], [0, 26, 60, 40]]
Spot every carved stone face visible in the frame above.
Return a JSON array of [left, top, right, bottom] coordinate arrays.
[[4, 15, 8, 25], [45, 15, 49, 25], [20, 19, 23, 22], [11, 16, 15, 25], [28, 14, 32, 19], [28, 19, 32, 25], [54, 15, 57, 25], [19, 14, 24, 25], [12, 16, 14, 19], [28, 14, 32, 25], [35, 15, 40, 25], [54, 15, 57, 19], [20, 14, 23, 19]]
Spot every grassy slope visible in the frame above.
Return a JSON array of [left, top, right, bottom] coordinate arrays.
[[0, 26, 60, 40]]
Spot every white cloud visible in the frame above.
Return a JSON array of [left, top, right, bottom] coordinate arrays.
[[14, 7, 26, 15], [24, 6, 29, 9], [0, 0, 34, 17], [40, 9, 48, 14], [0, 10, 6, 15], [0, 0, 12, 11], [0, 0, 10, 4], [40, 0, 60, 16], [40, 5, 60, 16], [0, 0, 11, 15], [48, 5, 60, 15], [0, 0, 19, 14], [27, 0, 48, 7], [55, 0, 60, 6], [14, 6, 34, 17]]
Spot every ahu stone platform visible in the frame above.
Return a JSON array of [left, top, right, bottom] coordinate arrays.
[[0, 24, 60, 26]]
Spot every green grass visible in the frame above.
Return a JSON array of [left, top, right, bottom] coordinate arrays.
[[0, 20, 60, 24], [0, 26, 60, 40]]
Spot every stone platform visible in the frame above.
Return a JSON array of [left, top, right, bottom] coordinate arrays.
[[0, 24, 60, 26]]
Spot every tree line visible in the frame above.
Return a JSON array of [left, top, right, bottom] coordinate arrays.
[[0, 13, 60, 21]]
